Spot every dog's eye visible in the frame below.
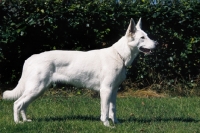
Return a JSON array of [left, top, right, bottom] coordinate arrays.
[[141, 36, 145, 39]]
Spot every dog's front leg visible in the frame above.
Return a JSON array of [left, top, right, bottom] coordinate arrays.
[[100, 88, 112, 127], [109, 89, 119, 124]]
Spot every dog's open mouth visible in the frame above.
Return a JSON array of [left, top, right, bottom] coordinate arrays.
[[139, 47, 153, 55]]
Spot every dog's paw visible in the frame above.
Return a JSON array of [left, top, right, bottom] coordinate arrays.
[[15, 121, 23, 124], [22, 119, 32, 122], [25, 119, 32, 122], [102, 120, 116, 128], [103, 120, 110, 127], [16, 119, 32, 123]]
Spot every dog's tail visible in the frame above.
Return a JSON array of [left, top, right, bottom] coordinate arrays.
[[3, 80, 24, 100]]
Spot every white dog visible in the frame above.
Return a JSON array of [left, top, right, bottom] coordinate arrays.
[[3, 18, 156, 127]]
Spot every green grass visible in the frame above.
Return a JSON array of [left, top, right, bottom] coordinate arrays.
[[1, 95, 200, 133]]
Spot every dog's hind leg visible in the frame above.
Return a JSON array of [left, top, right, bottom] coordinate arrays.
[[14, 97, 23, 123], [109, 89, 119, 124], [20, 105, 32, 122], [14, 98, 32, 123], [14, 81, 49, 123], [14, 94, 35, 123], [14, 91, 44, 123]]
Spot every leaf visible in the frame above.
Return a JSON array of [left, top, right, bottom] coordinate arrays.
[[41, 9, 44, 13]]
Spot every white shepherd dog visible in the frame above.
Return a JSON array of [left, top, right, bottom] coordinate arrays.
[[3, 18, 157, 127]]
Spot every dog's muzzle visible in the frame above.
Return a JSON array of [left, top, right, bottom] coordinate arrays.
[[139, 41, 158, 55], [139, 47, 152, 53], [139, 47, 153, 55]]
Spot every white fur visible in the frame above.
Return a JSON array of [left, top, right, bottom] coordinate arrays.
[[3, 18, 156, 127]]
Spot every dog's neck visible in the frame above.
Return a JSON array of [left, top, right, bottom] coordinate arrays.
[[112, 36, 139, 67]]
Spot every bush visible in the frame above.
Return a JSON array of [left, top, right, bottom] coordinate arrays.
[[0, 0, 200, 94], [132, 2, 200, 90]]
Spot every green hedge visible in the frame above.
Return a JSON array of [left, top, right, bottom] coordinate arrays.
[[0, 0, 200, 90]]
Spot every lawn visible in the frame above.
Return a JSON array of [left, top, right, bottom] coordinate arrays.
[[1, 94, 200, 133]]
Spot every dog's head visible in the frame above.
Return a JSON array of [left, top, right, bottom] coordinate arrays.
[[125, 18, 157, 55]]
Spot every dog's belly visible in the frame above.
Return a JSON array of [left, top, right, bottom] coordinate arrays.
[[52, 70, 101, 91]]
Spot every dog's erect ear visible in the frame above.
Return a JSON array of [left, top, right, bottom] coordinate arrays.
[[136, 18, 142, 29], [125, 18, 136, 36]]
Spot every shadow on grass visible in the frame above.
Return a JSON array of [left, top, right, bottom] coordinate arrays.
[[36, 115, 100, 122], [122, 117, 199, 123], [35, 115, 199, 123]]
